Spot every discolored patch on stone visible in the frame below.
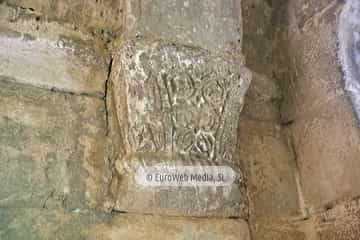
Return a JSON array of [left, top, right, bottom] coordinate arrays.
[[0, 80, 108, 210], [109, 38, 251, 217]]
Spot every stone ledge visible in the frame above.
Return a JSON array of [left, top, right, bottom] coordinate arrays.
[[0, 208, 251, 240], [0, 4, 109, 98]]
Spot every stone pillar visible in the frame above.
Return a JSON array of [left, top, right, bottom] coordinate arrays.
[[107, 0, 252, 219]]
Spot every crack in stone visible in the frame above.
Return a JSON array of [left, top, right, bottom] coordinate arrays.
[[104, 56, 114, 137]]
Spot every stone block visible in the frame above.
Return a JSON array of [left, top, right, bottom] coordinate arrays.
[[282, 0, 344, 121], [250, 218, 308, 240], [109, 38, 251, 217], [314, 198, 360, 240], [290, 98, 360, 212], [0, 80, 108, 210], [0, 4, 109, 97], [242, 72, 281, 122], [238, 119, 301, 218], [2, 0, 125, 34], [128, 0, 243, 52], [283, 0, 360, 212], [0, 208, 251, 240]]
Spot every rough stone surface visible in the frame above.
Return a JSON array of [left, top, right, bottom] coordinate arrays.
[[241, 0, 281, 75], [0, 4, 109, 97], [5, 0, 360, 239], [314, 198, 360, 240], [238, 119, 301, 219], [239, 1, 308, 238], [0, 208, 108, 240], [282, 0, 360, 212], [251, 218, 308, 240], [108, 38, 251, 217], [0, 80, 108, 210], [0, 209, 251, 240], [128, 0, 243, 53], [115, 38, 250, 165], [241, 71, 282, 122], [3, 0, 126, 35], [88, 213, 251, 240]]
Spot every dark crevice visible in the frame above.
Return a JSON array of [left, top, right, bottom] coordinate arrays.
[[104, 55, 114, 137], [281, 119, 294, 126], [110, 209, 247, 221], [0, 76, 103, 99], [42, 189, 55, 209]]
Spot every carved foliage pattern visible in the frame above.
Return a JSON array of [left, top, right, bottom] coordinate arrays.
[[119, 40, 250, 164]]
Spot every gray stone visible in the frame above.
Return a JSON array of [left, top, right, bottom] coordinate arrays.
[[0, 4, 109, 97], [109, 38, 251, 217], [128, 0, 243, 53], [0, 80, 108, 210], [0, 208, 251, 240], [3, 0, 126, 35], [0, 208, 109, 240]]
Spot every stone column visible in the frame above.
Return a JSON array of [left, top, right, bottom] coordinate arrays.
[[107, 0, 252, 219]]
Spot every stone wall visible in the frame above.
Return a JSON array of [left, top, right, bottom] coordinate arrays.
[[241, 0, 360, 239], [1, 0, 360, 239], [0, 0, 252, 239], [279, 0, 360, 239]]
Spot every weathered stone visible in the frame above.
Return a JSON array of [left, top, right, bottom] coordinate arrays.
[[280, 0, 344, 121], [0, 80, 108, 210], [3, 0, 126, 35], [242, 71, 282, 122], [0, 208, 251, 240], [290, 101, 360, 212], [0, 4, 108, 97], [108, 38, 251, 217], [128, 0, 243, 53], [246, 72, 281, 103], [241, 0, 279, 75], [88, 213, 251, 240], [0, 208, 109, 240], [250, 218, 308, 240], [314, 198, 360, 240], [241, 99, 280, 122], [238, 119, 301, 219], [282, 0, 360, 212], [239, 3, 307, 239]]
